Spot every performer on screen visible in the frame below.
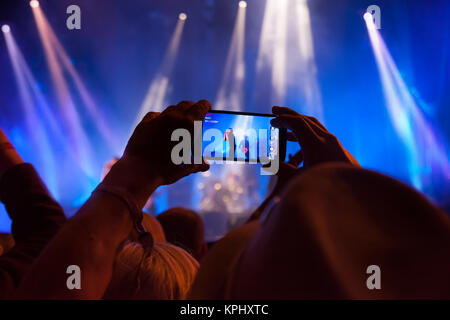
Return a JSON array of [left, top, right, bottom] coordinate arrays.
[[239, 135, 250, 161], [224, 128, 236, 160]]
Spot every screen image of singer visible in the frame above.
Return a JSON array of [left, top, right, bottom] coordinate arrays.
[[202, 111, 279, 162]]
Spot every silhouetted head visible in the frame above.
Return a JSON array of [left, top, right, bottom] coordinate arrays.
[[190, 164, 450, 299], [104, 241, 198, 299], [157, 207, 207, 261], [142, 212, 166, 242], [128, 213, 166, 243]]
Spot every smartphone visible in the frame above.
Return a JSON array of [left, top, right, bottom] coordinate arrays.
[[202, 110, 286, 163]]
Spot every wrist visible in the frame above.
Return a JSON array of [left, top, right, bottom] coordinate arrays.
[[101, 156, 162, 208], [0, 149, 24, 180]]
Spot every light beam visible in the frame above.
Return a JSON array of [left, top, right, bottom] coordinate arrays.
[[215, 2, 247, 110], [31, 4, 95, 177], [365, 13, 450, 190], [255, 0, 323, 120], [45, 19, 121, 155], [30, 0, 39, 8], [3, 28, 58, 196], [31, 4, 121, 156], [1, 25, 10, 33], [134, 16, 186, 126], [294, 0, 323, 120], [239, 1, 247, 9]]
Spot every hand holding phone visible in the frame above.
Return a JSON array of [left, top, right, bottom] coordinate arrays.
[[270, 106, 359, 168]]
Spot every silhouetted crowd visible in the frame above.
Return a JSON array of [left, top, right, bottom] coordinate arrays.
[[0, 100, 449, 299]]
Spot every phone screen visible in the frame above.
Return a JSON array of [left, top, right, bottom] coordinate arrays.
[[202, 110, 284, 162]]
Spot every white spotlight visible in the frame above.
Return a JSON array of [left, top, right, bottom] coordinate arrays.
[[239, 1, 247, 8], [1, 25, 10, 33], [179, 13, 187, 21], [30, 0, 39, 8], [363, 12, 373, 22]]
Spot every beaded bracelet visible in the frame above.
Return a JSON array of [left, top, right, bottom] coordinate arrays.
[[93, 184, 154, 254]]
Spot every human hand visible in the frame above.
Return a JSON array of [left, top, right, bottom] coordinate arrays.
[[121, 100, 211, 187], [250, 108, 359, 222], [271, 106, 359, 168], [0, 128, 24, 179]]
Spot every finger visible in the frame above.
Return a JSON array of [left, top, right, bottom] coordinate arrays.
[[141, 112, 160, 123], [197, 161, 210, 172], [179, 117, 195, 137], [189, 99, 212, 120], [177, 100, 196, 112], [286, 131, 297, 142], [305, 115, 327, 131], [288, 150, 304, 167], [272, 106, 300, 116], [271, 115, 317, 141], [184, 162, 210, 175], [272, 106, 328, 136], [280, 161, 299, 172], [302, 116, 330, 138], [161, 105, 178, 115], [0, 129, 9, 143], [271, 115, 323, 150], [274, 114, 325, 141]]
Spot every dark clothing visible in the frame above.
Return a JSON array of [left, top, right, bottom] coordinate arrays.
[[0, 163, 66, 299], [224, 134, 236, 160]]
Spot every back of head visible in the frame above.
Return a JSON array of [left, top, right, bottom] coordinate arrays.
[[227, 163, 450, 299], [104, 241, 199, 300], [157, 207, 206, 261], [142, 213, 166, 243], [128, 213, 166, 243]]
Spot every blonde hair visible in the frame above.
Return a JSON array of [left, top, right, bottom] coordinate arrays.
[[104, 241, 199, 300]]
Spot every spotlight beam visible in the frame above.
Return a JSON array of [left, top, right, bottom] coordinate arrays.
[[16, 49, 95, 179], [32, 4, 94, 176], [134, 16, 186, 126], [239, 1, 247, 9], [44, 19, 121, 155], [256, 0, 288, 104], [1, 24, 10, 33], [365, 14, 450, 189], [30, 0, 39, 8], [19, 49, 66, 143], [3, 29, 58, 196], [215, 3, 247, 110], [254, 0, 323, 120], [294, 0, 323, 120]]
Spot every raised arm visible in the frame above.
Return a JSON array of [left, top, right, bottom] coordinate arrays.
[[16, 100, 211, 299], [0, 129, 66, 299]]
